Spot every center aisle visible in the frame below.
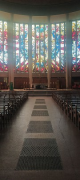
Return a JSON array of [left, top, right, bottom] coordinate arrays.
[[0, 97, 80, 180]]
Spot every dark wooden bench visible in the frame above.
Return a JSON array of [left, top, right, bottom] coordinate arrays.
[[0, 91, 28, 130]]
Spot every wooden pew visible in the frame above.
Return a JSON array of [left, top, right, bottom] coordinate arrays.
[[52, 91, 80, 130]]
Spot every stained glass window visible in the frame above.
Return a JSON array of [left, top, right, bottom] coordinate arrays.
[[61, 23, 65, 72], [20, 24, 24, 71], [13, 23, 28, 72], [45, 25, 48, 72], [36, 25, 39, 72], [25, 24, 28, 72], [77, 20, 80, 71], [0, 21, 3, 71], [51, 24, 55, 72], [15, 23, 19, 71], [51, 23, 66, 73], [32, 24, 48, 73], [32, 25, 35, 72], [65, 23, 66, 72], [0, 21, 8, 72], [72, 20, 80, 72], [72, 21, 76, 72], [56, 24, 60, 71], [40, 25, 44, 72]]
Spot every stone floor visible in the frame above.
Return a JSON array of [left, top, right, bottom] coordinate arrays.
[[0, 97, 80, 180]]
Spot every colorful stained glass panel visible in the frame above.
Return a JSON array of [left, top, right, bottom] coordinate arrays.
[[14, 23, 28, 72], [56, 24, 60, 71], [15, 23, 19, 71], [20, 24, 24, 71], [77, 20, 80, 71], [61, 23, 64, 72], [51, 23, 66, 73], [65, 23, 66, 72], [36, 25, 39, 72], [32, 24, 48, 73], [72, 21, 76, 72], [25, 24, 28, 72], [0, 21, 3, 71], [45, 25, 48, 72], [51, 24, 55, 72], [4, 22, 8, 71], [40, 25, 44, 72], [32, 25, 35, 72]]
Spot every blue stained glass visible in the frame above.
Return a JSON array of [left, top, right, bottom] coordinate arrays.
[[14, 23, 28, 72], [32, 24, 48, 73], [72, 20, 80, 72], [0, 21, 8, 72], [40, 25, 44, 40], [36, 25, 39, 39], [51, 23, 66, 72], [20, 24, 24, 71], [4, 22, 8, 71]]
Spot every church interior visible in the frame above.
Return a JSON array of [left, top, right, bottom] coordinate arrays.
[[0, 0, 80, 180]]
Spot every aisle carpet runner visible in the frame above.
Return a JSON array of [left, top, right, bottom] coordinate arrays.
[[16, 99, 63, 170]]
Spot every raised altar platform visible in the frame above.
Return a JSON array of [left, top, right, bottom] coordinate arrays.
[[27, 89, 54, 96]]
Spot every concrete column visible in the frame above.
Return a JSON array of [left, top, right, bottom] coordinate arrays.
[[28, 16, 32, 88], [48, 16, 51, 88], [8, 14, 14, 88], [66, 14, 72, 89]]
